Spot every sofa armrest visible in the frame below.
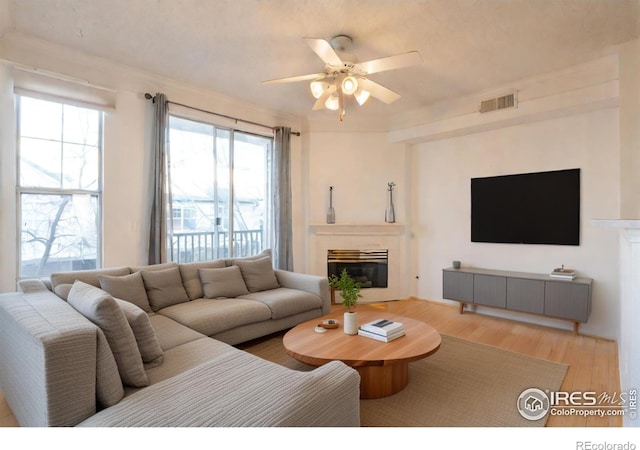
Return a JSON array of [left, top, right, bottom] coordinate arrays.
[[17, 278, 52, 293], [274, 270, 331, 315], [0, 291, 99, 426]]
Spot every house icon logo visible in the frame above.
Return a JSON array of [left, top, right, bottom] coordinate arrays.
[[517, 388, 550, 421]]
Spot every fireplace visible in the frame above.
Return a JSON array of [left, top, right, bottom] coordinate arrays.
[[327, 249, 388, 288]]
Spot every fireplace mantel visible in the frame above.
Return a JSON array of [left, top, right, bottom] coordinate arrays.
[[309, 223, 407, 236], [309, 223, 410, 303]]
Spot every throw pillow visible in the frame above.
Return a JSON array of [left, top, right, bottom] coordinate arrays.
[[198, 266, 250, 298], [99, 272, 152, 312], [115, 299, 164, 368], [67, 281, 149, 387], [95, 328, 125, 407], [232, 256, 280, 293], [140, 266, 190, 312], [179, 259, 226, 300]]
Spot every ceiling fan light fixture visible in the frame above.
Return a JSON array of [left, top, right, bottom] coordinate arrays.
[[354, 88, 371, 106], [325, 93, 340, 110], [341, 76, 358, 95], [310, 80, 327, 99], [263, 37, 423, 121]]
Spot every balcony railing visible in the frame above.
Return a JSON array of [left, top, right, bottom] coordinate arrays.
[[171, 229, 263, 263]]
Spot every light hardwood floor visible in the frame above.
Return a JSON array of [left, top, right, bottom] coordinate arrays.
[[347, 298, 622, 427], [0, 298, 621, 427]]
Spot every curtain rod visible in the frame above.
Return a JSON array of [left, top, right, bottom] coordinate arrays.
[[144, 93, 300, 136]]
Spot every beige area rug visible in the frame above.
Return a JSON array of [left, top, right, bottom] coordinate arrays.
[[242, 334, 568, 427]]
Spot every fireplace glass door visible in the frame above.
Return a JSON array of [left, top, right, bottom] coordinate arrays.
[[327, 249, 388, 288]]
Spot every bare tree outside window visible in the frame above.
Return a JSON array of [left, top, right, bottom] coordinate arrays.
[[17, 96, 102, 277]]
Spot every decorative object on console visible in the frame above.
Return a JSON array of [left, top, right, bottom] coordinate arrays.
[[326, 186, 335, 224], [328, 268, 362, 335], [385, 181, 396, 223], [550, 265, 576, 279], [452, 260, 461, 269]]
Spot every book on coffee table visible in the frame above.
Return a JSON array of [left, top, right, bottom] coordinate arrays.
[[360, 319, 404, 336], [358, 327, 406, 343]]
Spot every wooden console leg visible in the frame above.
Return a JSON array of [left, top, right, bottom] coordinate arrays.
[[573, 322, 579, 335], [459, 302, 465, 314]]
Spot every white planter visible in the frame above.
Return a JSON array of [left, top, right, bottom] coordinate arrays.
[[343, 311, 358, 335]]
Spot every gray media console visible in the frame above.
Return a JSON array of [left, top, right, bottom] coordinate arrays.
[[442, 267, 592, 334]]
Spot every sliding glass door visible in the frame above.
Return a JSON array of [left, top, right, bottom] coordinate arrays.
[[167, 116, 272, 262]]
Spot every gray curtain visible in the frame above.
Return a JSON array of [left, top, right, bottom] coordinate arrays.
[[148, 93, 169, 265], [272, 127, 293, 270]]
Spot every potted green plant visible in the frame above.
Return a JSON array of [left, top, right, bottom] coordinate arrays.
[[329, 268, 362, 335]]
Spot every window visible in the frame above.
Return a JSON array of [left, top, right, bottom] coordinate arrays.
[[168, 116, 272, 262], [17, 95, 103, 277]]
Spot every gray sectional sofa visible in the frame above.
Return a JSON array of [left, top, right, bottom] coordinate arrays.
[[0, 250, 361, 427]]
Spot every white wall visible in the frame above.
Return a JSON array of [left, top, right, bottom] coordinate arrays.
[[101, 90, 149, 267], [410, 108, 621, 338], [295, 131, 409, 274], [306, 132, 408, 225], [614, 39, 640, 427]]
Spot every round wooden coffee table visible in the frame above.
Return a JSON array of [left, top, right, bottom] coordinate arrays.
[[283, 310, 441, 399]]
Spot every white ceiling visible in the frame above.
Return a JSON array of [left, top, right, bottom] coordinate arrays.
[[4, 0, 640, 121]]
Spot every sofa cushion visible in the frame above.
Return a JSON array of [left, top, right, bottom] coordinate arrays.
[[238, 287, 324, 320], [179, 259, 226, 300], [199, 266, 249, 299], [115, 299, 164, 368], [140, 266, 190, 312], [99, 272, 152, 312], [50, 266, 131, 300], [67, 281, 149, 387], [232, 256, 280, 293], [77, 352, 361, 427], [158, 298, 272, 337], [144, 337, 237, 386], [148, 314, 206, 351]]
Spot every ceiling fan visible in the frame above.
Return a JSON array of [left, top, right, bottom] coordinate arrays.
[[263, 35, 422, 121]]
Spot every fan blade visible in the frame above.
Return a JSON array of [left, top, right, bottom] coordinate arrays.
[[356, 51, 422, 75], [262, 73, 325, 84], [312, 84, 337, 110], [304, 38, 343, 67], [358, 78, 401, 104]]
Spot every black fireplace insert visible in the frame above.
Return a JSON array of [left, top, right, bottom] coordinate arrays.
[[327, 249, 388, 288]]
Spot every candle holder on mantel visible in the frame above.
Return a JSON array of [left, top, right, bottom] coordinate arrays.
[[385, 182, 396, 223]]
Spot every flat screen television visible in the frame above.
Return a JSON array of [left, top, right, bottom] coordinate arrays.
[[471, 168, 580, 246]]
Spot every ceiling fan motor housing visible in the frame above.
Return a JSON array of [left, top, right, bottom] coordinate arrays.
[[330, 35, 353, 52]]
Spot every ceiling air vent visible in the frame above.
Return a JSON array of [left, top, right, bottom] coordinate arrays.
[[479, 92, 516, 113]]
